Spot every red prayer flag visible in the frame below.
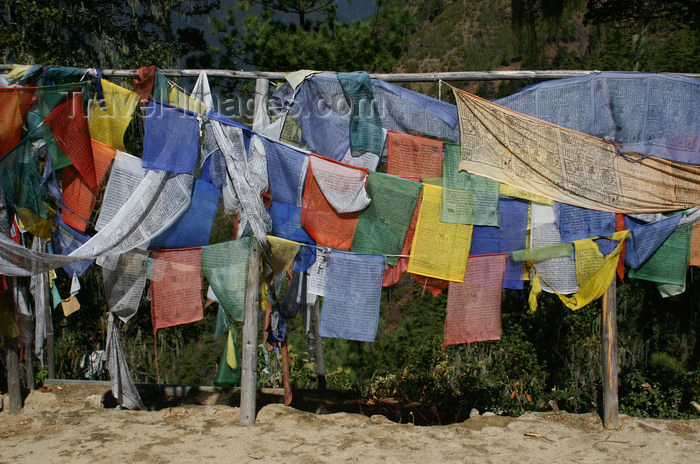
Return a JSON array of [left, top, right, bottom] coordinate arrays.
[[386, 131, 443, 179], [615, 213, 626, 281], [44, 92, 97, 189], [444, 254, 506, 346], [62, 139, 115, 231], [133, 65, 156, 104], [150, 248, 203, 331]]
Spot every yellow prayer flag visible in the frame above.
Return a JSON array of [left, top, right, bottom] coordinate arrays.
[[226, 329, 238, 370], [529, 230, 630, 311], [0, 294, 20, 338], [61, 295, 81, 317], [7, 65, 32, 83], [267, 235, 301, 274], [407, 184, 473, 282], [169, 86, 207, 115], [88, 80, 139, 151], [499, 183, 553, 205], [17, 208, 56, 239], [283, 70, 322, 90]]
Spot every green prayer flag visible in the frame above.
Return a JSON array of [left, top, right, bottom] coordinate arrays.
[[442, 142, 500, 226], [628, 225, 691, 286], [351, 172, 421, 266], [201, 237, 256, 322], [214, 329, 241, 387]]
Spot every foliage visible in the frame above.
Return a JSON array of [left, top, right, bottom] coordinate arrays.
[[0, 0, 220, 68], [212, 0, 416, 71]]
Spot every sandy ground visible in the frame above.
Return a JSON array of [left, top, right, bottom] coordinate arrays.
[[1, 384, 699, 464]]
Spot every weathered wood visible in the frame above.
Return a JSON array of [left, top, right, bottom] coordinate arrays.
[[239, 247, 261, 426], [311, 298, 326, 389], [691, 401, 700, 413], [3, 64, 697, 81], [46, 330, 55, 379], [5, 336, 22, 413], [44, 275, 56, 380], [253, 78, 270, 132], [24, 334, 35, 390], [601, 278, 620, 429]]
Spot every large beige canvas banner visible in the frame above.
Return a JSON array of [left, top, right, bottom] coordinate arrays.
[[452, 87, 700, 214]]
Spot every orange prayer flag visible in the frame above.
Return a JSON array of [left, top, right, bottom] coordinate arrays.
[[412, 274, 450, 296], [300, 155, 366, 250], [386, 130, 443, 179], [45, 92, 96, 189], [61, 139, 115, 231], [0, 88, 35, 157]]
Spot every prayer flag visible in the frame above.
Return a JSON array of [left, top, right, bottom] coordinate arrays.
[[407, 184, 472, 282], [301, 156, 368, 250], [624, 214, 683, 268], [471, 197, 529, 289], [319, 251, 385, 342], [38, 82, 90, 169], [61, 139, 115, 231], [338, 71, 384, 155], [142, 101, 200, 173], [149, 179, 220, 249], [444, 254, 506, 346], [44, 92, 96, 189], [150, 249, 203, 331], [351, 171, 421, 265], [386, 131, 443, 179], [201, 237, 256, 322], [88, 79, 139, 151], [555, 202, 616, 243], [263, 138, 309, 206], [0, 87, 35, 157], [453, 86, 700, 213], [442, 142, 499, 226], [270, 201, 316, 272], [690, 222, 700, 267], [628, 225, 692, 286]]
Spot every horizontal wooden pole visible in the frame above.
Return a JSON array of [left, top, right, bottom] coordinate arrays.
[[1, 65, 699, 81]]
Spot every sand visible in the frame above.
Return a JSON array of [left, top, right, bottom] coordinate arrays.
[[1, 383, 699, 463]]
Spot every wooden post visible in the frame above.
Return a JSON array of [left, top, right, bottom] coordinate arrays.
[[252, 78, 270, 132], [5, 336, 22, 413], [311, 298, 326, 389], [601, 278, 620, 429], [44, 272, 55, 379], [239, 247, 261, 425], [25, 336, 35, 391]]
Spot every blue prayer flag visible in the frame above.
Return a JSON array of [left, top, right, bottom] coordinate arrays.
[[149, 179, 221, 249], [625, 214, 683, 268], [470, 197, 528, 289], [143, 101, 200, 173], [263, 138, 308, 206], [320, 251, 384, 342], [269, 201, 316, 272], [555, 202, 616, 243]]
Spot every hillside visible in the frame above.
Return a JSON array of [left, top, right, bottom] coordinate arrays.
[[388, 0, 699, 97]]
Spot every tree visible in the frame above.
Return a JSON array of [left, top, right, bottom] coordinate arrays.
[[0, 0, 220, 68], [585, 0, 700, 71], [212, 0, 416, 72]]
